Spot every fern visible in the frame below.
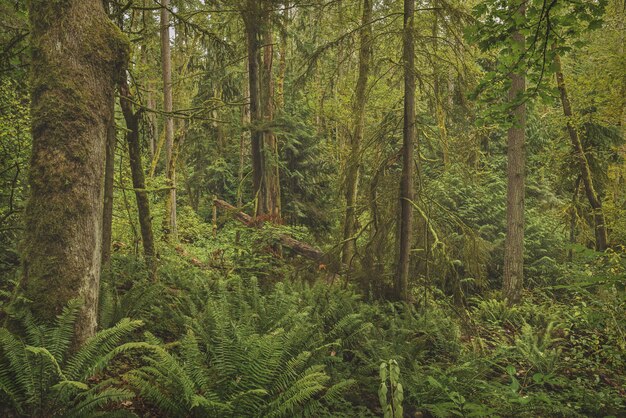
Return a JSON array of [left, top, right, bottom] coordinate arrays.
[[0, 300, 151, 417]]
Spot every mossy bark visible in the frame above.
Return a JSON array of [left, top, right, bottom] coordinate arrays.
[[395, 0, 415, 303], [119, 81, 157, 281], [22, 0, 129, 347], [343, 0, 372, 271]]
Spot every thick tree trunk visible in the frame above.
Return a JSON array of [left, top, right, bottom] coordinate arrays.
[[160, 0, 176, 240], [102, 98, 116, 268], [119, 81, 157, 280], [502, 2, 526, 305], [342, 0, 372, 269], [554, 53, 608, 252], [23, 0, 128, 346], [395, 0, 415, 302]]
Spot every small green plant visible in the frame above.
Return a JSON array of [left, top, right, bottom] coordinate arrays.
[[379, 360, 403, 418]]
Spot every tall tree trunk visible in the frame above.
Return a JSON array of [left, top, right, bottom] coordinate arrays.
[[395, 0, 415, 302], [554, 53, 608, 251], [432, 0, 449, 166], [342, 0, 372, 269], [23, 0, 128, 346], [160, 0, 176, 240], [239, 75, 250, 209], [568, 175, 581, 262], [243, 1, 265, 216], [102, 98, 116, 268], [119, 81, 157, 280], [261, 14, 281, 219], [502, 1, 526, 305]]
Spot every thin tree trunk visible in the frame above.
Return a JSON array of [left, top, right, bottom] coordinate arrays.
[[261, 16, 281, 219], [568, 175, 581, 262], [243, 1, 265, 216], [119, 80, 157, 280], [395, 0, 416, 302], [23, 0, 128, 346], [342, 0, 372, 269], [432, 0, 449, 166], [160, 0, 176, 240], [503, 1, 526, 305], [239, 75, 250, 209], [102, 98, 116, 268], [554, 53, 608, 251]]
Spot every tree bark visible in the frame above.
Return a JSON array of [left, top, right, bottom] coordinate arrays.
[[261, 13, 281, 219], [101, 98, 116, 268], [119, 80, 157, 280], [243, 1, 265, 216], [23, 0, 128, 346], [342, 0, 372, 269], [160, 0, 176, 241], [503, 1, 526, 305], [395, 0, 415, 302], [554, 53, 608, 252], [432, 0, 449, 167]]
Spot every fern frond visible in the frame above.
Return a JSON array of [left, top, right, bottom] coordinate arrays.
[[48, 299, 81, 363], [65, 387, 134, 418], [65, 318, 143, 381]]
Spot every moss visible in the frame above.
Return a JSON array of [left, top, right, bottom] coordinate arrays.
[[22, 0, 130, 327]]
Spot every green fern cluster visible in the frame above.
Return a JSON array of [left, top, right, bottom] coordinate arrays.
[[0, 300, 149, 417], [126, 279, 361, 417]]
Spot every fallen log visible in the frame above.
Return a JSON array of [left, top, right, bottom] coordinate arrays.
[[213, 198, 327, 263]]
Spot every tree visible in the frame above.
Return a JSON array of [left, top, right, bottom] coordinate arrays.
[[242, 0, 281, 218], [502, 1, 527, 305], [119, 79, 158, 280], [342, 0, 372, 271], [395, 0, 416, 302], [554, 52, 608, 251], [161, 0, 177, 240], [21, 0, 128, 346]]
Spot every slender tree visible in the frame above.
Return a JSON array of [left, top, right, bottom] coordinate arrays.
[[342, 0, 373, 269], [554, 53, 608, 251], [242, 0, 265, 216], [502, 1, 526, 305], [22, 0, 128, 346], [161, 0, 176, 240], [261, 16, 281, 219], [119, 79, 158, 280], [396, 0, 416, 302]]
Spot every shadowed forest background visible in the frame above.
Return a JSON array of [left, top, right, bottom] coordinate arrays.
[[0, 0, 625, 416]]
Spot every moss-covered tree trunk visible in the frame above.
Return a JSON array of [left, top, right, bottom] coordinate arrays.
[[261, 17, 281, 219], [554, 53, 608, 252], [119, 80, 157, 281], [22, 0, 128, 347], [342, 0, 372, 271], [395, 0, 415, 303], [101, 98, 116, 268], [160, 0, 177, 241]]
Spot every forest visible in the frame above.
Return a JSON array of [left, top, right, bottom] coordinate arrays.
[[0, 0, 625, 416]]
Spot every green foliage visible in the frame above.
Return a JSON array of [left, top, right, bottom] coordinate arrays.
[[378, 360, 403, 418], [0, 300, 149, 417]]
